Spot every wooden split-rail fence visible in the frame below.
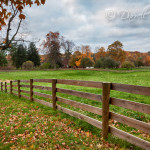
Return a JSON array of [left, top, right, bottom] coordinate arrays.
[[0, 79, 150, 150]]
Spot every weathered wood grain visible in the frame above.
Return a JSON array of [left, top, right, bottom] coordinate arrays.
[[20, 80, 30, 83], [57, 88, 102, 102], [20, 85, 30, 88], [18, 80, 21, 98], [33, 98, 52, 108], [52, 79, 57, 110], [110, 97, 150, 115], [111, 83, 150, 96], [102, 82, 111, 139], [33, 91, 52, 99], [57, 79, 102, 88], [10, 81, 12, 94], [12, 89, 18, 92], [57, 97, 102, 115], [5, 82, 7, 93], [110, 126, 150, 150], [110, 112, 150, 133], [33, 85, 52, 91], [33, 79, 52, 83], [30, 79, 33, 101], [20, 90, 30, 94]]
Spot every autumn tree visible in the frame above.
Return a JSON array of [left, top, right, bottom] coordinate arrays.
[[143, 54, 150, 66], [126, 51, 144, 67], [107, 41, 126, 64], [62, 40, 75, 68], [0, 0, 46, 50], [69, 51, 81, 67], [27, 42, 40, 67], [42, 31, 62, 69], [95, 47, 106, 61], [75, 45, 94, 67]]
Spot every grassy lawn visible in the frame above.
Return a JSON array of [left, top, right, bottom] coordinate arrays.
[[1, 69, 150, 86], [0, 69, 150, 149], [0, 92, 132, 150]]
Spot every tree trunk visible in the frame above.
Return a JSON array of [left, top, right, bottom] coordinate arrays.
[[54, 63, 56, 70]]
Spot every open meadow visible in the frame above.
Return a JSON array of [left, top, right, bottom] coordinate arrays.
[[0, 69, 150, 149]]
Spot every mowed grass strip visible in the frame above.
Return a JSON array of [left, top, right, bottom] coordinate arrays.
[[0, 92, 132, 150]]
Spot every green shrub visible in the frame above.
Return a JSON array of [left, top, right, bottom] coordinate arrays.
[[80, 57, 94, 68], [22, 61, 34, 70], [122, 61, 135, 70], [40, 63, 51, 69], [94, 57, 119, 69], [134, 60, 144, 67], [94, 59, 103, 68]]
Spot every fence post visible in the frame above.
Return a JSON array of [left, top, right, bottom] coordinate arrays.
[[18, 80, 21, 98], [30, 79, 33, 101], [5, 82, 7, 93], [10, 81, 13, 94], [102, 82, 111, 139], [1, 82, 3, 92], [52, 79, 57, 110]]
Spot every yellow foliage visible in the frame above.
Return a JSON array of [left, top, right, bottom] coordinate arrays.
[[75, 45, 94, 67]]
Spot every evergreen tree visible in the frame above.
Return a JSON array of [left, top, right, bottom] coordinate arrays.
[[0, 51, 8, 67], [11, 44, 27, 69], [27, 42, 40, 67]]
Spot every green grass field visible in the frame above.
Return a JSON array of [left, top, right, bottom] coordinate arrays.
[[1, 69, 150, 86], [0, 69, 150, 149], [1, 92, 116, 150]]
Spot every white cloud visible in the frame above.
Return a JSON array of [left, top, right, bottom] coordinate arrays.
[[21, 0, 150, 52]]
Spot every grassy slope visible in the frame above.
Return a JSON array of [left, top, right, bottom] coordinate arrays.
[[0, 92, 130, 150]]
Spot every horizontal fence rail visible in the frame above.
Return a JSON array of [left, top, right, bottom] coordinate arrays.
[[57, 97, 102, 115], [57, 88, 102, 101], [57, 79, 103, 88], [110, 97, 150, 115], [0, 79, 150, 150], [111, 83, 150, 96]]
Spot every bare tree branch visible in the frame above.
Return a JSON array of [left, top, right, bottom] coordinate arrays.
[[9, 19, 22, 45]]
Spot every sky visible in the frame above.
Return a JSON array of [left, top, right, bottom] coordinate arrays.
[[24, 0, 150, 52]]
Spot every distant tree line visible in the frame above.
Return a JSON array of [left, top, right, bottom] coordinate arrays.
[[1, 31, 150, 70], [69, 40, 150, 69]]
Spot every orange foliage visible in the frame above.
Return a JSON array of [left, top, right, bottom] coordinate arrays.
[[75, 45, 94, 67], [0, 0, 46, 30], [95, 47, 106, 61], [69, 51, 81, 67], [143, 54, 150, 66], [125, 51, 150, 66], [107, 41, 126, 64]]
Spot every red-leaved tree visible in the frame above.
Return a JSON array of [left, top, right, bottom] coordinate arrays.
[[42, 31, 62, 69]]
